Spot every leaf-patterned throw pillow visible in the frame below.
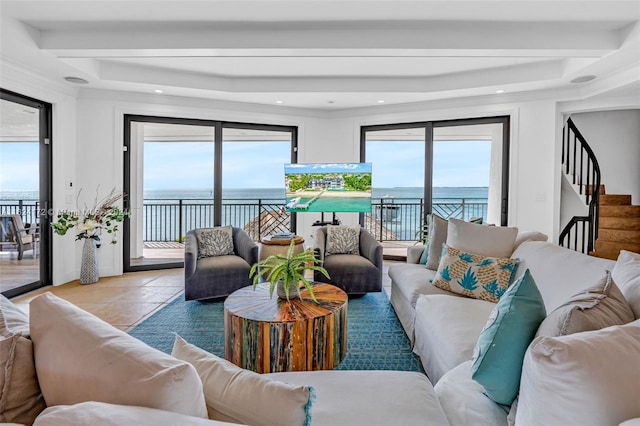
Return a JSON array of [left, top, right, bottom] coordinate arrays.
[[431, 244, 520, 303], [196, 227, 235, 259], [326, 225, 360, 255]]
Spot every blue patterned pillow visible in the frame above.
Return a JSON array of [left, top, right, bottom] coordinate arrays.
[[196, 227, 235, 259], [471, 269, 546, 405], [431, 244, 519, 303]]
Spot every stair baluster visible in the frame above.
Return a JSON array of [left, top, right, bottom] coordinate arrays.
[[559, 117, 601, 254]]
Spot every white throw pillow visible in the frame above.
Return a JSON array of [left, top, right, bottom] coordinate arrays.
[[33, 401, 236, 426], [172, 335, 314, 426], [446, 218, 518, 258], [29, 293, 208, 419], [612, 250, 640, 319], [326, 225, 360, 255], [513, 230, 548, 249], [0, 294, 29, 337], [517, 319, 640, 426], [425, 214, 449, 270]]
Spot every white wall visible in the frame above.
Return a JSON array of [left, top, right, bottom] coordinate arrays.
[[1, 61, 79, 285], [570, 110, 640, 203]]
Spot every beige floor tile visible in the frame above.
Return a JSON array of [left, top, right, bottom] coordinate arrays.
[[74, 302, 164, 328]]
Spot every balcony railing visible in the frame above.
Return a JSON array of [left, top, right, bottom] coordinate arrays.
[[1, 197, 488, 244]]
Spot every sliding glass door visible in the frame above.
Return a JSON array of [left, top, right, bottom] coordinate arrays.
[[361, 116, 509, 257], [0, 89, 52, 297], [124, 116, 297, 272]]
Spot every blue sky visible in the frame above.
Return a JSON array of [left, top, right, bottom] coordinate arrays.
[[0, 142, 39, 191], [0, 139, 491, 192]]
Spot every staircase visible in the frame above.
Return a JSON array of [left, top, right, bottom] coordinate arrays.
[[559, 117, 640, 259], [592, 192, 640, 259]]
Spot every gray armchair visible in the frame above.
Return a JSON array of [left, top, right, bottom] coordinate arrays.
[[184, 227, 259, 301], [313, 226, 383, 294]]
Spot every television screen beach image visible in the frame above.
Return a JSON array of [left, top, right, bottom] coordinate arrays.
[[285, 163, 372, 212]]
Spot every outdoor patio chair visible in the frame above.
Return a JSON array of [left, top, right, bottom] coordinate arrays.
[[313, 225, 383, 294], [184, 226, 259, 301], [0, 214, 38, 260]]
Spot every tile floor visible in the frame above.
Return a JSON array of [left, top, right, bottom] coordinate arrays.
[[13, 263, 397, 332]]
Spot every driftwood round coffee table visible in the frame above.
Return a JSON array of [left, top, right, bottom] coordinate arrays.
[[223, 282, 347, 373]]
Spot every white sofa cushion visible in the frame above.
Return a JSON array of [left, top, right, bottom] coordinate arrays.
[[33, 401, 238, 426], [612, 250, 640, 319], [511, 241, 615, 313], [267, 370, 449, 426], [517, 319, 640, 426], [446, 218, 518, 258], [435, 361, 508, 426], [413, 294, 495, 383], [172, 335, 313, 426], [388, 264, 451, 307], [29, 293, 207, 418]]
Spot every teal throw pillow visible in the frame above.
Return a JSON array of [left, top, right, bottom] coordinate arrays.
[[418, 245, 429, 264], [471, 269, 546, 405]]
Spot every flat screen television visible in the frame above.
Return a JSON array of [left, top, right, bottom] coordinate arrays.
[[284, 162, 372, 213]]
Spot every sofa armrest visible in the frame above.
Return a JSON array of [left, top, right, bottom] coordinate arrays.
[[184, 230, 198, 281], [232, 228, 259, 266], [313, 227, 327, 263], [360, 229, 383, 271], [407, 245, 425, 264]]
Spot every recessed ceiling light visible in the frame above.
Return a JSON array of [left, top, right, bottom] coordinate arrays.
[[377, 100, 385, 104], [154, 89, 164, 93], [64, 76, 89, 84], [495, 90, 505, 94], [275, 100, 284, 104], [571, 75, 597, 84]]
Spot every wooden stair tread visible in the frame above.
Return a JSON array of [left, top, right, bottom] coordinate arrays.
[[585, 184, 606, 196], [600, 205, 640, 218], [589, 250, 621, 261], [599, 194, 632, 206], [599, 217, 640, 231], [595, 240, 640, 253], [598, 229, 640, 243]]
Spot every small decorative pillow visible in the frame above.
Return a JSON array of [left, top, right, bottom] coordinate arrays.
[[196, 227, 234, 259], [471, 269, 546, 406], [536, 272, 634, 337], [326, 225, 360, 255], [425, 214, 448, 270], [432, 244, 520, 303]]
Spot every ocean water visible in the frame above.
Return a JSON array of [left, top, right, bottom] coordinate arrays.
[[1, 188, 488, 241], [0, 187, 488, 202]]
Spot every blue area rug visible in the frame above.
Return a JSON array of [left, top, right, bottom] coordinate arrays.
[[129, 291, 423, 372]]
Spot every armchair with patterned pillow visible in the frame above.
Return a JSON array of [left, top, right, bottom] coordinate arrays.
[[313, 225, 383, 294], [184, 226, 258, 301]]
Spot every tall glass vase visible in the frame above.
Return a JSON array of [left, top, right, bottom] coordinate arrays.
[[80, 238, 99, 284]]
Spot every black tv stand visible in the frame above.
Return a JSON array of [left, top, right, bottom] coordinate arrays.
[[312, 212, 341, 226]]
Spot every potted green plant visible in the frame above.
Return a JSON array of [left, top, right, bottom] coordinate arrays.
[[249, 239, 330, 302]]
